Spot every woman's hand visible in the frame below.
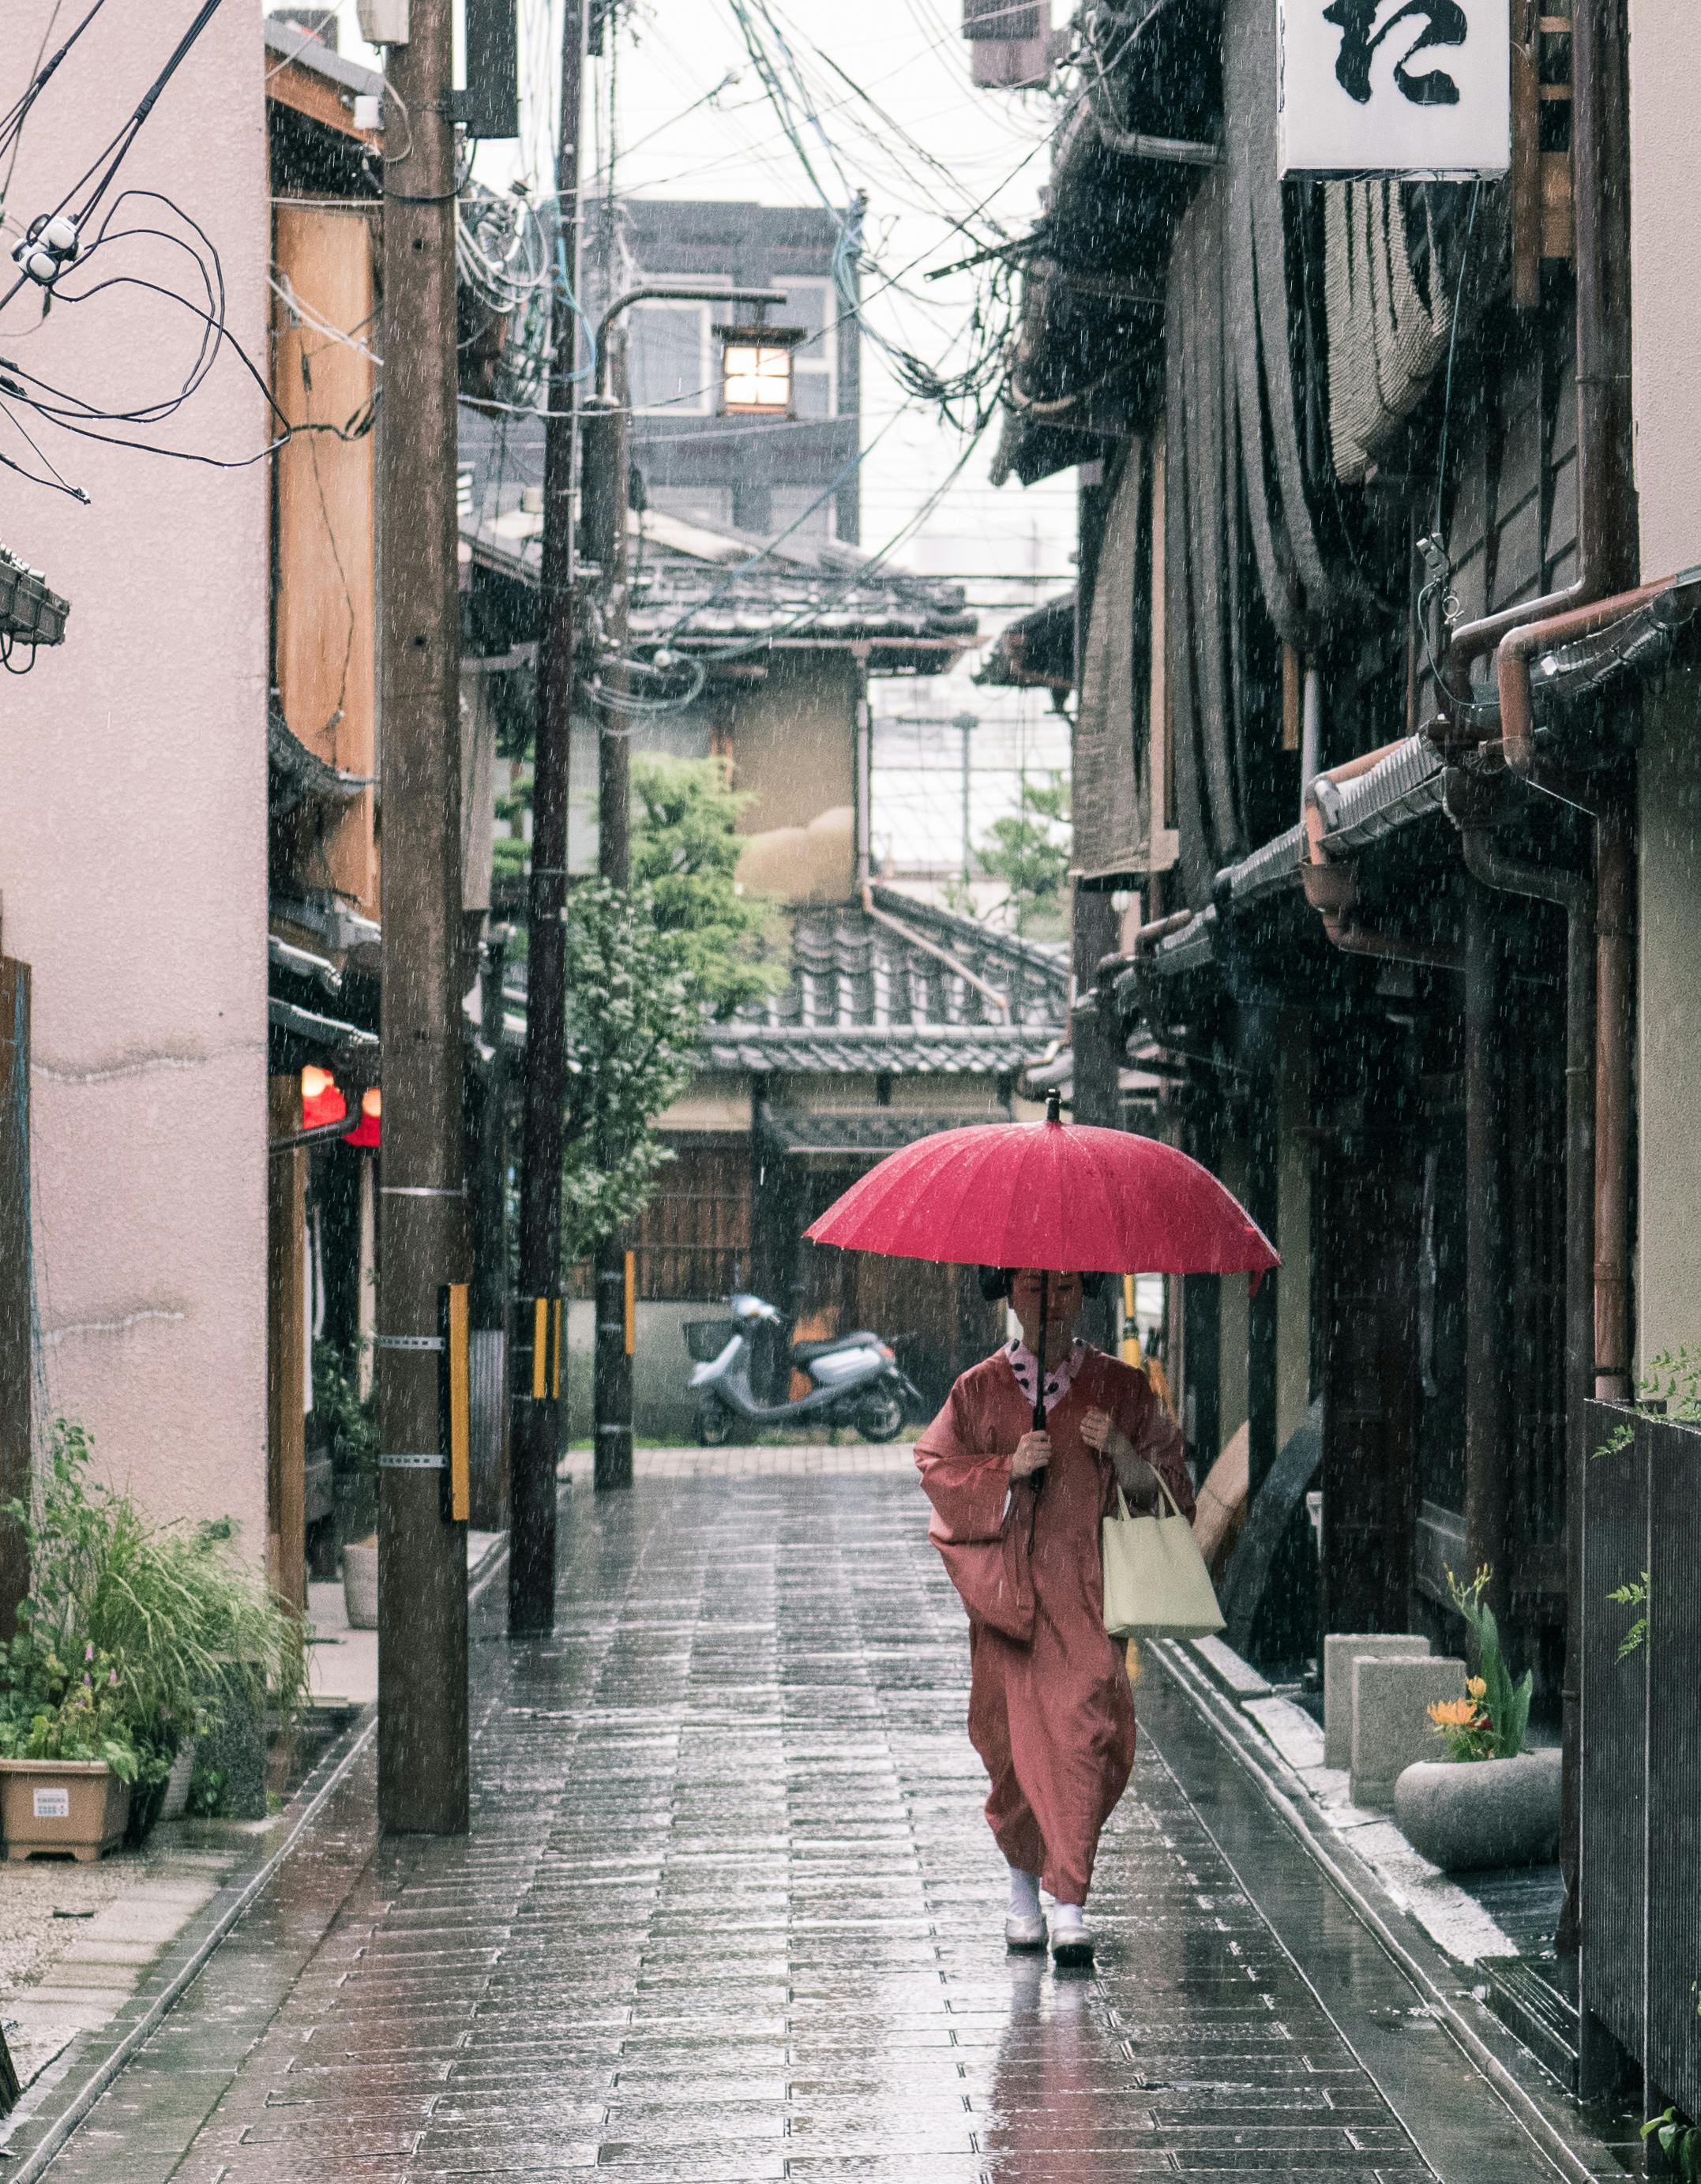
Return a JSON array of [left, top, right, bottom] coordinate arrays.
[[1009, 1430, 1051, 1480], [1080, 1408, 1132, 1462], [1082, 1408, 1161, 1508]]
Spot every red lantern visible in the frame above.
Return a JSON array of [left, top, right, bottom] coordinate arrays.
[[344, 1086, 381, 1149], [300, 1065, 347, 1132]]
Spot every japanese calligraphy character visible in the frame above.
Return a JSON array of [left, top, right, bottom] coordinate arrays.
[[1320, 0, 1469, 107]]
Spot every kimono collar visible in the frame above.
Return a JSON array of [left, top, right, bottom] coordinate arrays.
[[1004, 1335, 1086, 1417]]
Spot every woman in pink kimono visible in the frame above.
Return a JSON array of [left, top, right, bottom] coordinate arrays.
[[915, 1266, 1193, 1965]]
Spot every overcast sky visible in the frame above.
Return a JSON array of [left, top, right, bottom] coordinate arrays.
[[335, 0, 1083, 593]]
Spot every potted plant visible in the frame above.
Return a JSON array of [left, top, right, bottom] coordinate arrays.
[[1392, 1567, 1560, 1871], [0, 1422, 308, 1848], [0, 1642, 138, 1861], [313, 1344, 378, 1630]]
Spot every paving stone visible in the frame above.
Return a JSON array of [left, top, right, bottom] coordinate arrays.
[[22, 1476, 1601, 2184]]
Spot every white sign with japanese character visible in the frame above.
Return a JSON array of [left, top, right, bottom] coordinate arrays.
[[1278, 0, 1511, 174]]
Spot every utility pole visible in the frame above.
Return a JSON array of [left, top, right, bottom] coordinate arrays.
[[509, 0, 585, 1634], [376, 0, 469, 1833], [580, 384, 633, 1489], [578, 283, 782, 1491]]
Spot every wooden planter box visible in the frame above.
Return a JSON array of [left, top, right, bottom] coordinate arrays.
[[0, 1758, 130, 1863]]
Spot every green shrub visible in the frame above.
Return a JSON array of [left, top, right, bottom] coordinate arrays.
[[0, 1421, 308, 1805]]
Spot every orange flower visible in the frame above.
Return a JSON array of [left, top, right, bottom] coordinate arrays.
[[1466, 1676, 1488, 1700], [1429, 1698, 1479, 1729]]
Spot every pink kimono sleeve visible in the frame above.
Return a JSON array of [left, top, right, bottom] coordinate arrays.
[[1118, 1372, 1196, 1522], [914, 1381, 1012, 1544]]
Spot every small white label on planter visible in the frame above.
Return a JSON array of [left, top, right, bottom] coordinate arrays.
[[32, 1787, 70, 1819]]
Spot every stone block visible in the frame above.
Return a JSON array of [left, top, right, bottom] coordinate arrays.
[[1323, 1634, 1431, 1769], [1350, 1654, 1467, 1810]]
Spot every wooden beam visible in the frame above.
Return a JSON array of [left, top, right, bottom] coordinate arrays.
[[1511, 17, 1541, 308], [266, 60, 381, 146]]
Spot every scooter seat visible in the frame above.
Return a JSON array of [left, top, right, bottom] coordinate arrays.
[[791, 1331, 881, 1363]]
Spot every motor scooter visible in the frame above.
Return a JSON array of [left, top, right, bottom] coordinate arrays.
[[685, 1293, 924, 1446]]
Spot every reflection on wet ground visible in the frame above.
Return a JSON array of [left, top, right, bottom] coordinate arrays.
[[36, 1476, 1611, 2182]]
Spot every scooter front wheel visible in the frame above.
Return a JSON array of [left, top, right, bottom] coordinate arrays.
[[855, 1387, 906, 1443], [695, 1398, 736, 1448]]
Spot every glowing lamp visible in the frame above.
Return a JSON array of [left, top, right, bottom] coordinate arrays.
[[716, 323, 804, 416], [344, 1086, 381, 1148], [300, 1065, 347, 1131]]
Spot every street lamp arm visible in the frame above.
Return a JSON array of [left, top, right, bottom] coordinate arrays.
[[595, 284, 788, 393]]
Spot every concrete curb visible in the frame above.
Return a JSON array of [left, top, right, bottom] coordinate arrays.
[[1155, 1638, 1610, 2184], [0, 1534, 510, 2184]]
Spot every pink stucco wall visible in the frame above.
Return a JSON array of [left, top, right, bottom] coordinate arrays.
[[0, 6, 270, 1548]]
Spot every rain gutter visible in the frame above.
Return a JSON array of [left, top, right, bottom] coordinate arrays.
[[1301, 737, 1462, 973]]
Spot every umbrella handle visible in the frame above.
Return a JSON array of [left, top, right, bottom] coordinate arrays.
[[1030, 1270, 1049, 1491]]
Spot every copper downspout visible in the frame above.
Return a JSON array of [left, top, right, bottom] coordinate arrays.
[[1301, 742, 1464, 972], [1494, 577, 1701, 1402]]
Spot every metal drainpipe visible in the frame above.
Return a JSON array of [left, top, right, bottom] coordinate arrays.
[[1455, 813, 1594, 1957], [1299, 666, 1322, 812]]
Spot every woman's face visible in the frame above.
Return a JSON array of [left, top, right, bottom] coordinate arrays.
[[1010, 1268, 1083, 1364]]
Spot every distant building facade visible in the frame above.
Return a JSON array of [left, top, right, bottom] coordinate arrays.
[[602, 199, 861, 546]]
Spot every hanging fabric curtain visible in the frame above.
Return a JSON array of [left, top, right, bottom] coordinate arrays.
[[1072, 441, 1151, 884], [1324, 181, 1456, 484]]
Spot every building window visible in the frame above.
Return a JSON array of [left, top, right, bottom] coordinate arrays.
[[783, 276, 839, 417], [629, 297, 716, 415]]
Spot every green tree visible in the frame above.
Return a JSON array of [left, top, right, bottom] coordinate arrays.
[[631, 754, 781, 1019], [558, 879, 697, 1263], [973, 771, 1070, 936]]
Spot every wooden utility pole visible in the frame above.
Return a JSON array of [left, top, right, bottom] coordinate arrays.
[[509, 0, 585, 1632], [580, 390, 633, 1489], [376, 0, 471, 1833]]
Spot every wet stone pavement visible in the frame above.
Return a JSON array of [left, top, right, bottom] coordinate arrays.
[[37, 1475, 1585, 2183]]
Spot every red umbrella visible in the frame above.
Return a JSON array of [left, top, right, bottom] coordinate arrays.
[[806, 1093, 1276, 1279], [805, 1090, 1277, 1441]]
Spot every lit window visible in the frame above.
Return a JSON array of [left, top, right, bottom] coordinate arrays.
[[717, 325, 805, 416]]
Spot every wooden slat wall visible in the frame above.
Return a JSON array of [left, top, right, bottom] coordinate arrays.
[[272, 202, 379, 916], [570, 1138, 752, 1302]]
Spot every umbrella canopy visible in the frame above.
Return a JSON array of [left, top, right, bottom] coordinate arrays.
[[805, 1100, 1279, 1279]]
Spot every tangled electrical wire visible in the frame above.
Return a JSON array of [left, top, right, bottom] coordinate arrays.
[[0, 0, 351, 498], [717, 0, 1038, 436], [0, 186, 368, 502]]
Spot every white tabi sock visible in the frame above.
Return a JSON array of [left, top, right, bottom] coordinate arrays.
[[1007, 1865, 1042, 1920], [1050, 1901, 1085, 1931]]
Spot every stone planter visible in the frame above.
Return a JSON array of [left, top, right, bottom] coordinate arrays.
[[343, 1539, 378, 1630], [1394, 1748, 1562, 1873], [0, 1758, 131, 1863]]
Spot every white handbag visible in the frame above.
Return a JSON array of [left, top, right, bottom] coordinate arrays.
[[1102, 1473, 1226, 1639]]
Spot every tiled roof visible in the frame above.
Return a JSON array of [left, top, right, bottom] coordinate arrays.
[[761, 1109, 1006, 1154], [701, 887, 1068, 1075], [459, 411, 975, 660]]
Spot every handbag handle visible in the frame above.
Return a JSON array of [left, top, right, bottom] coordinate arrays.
[[1113, 1468, 1187, 1523]]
